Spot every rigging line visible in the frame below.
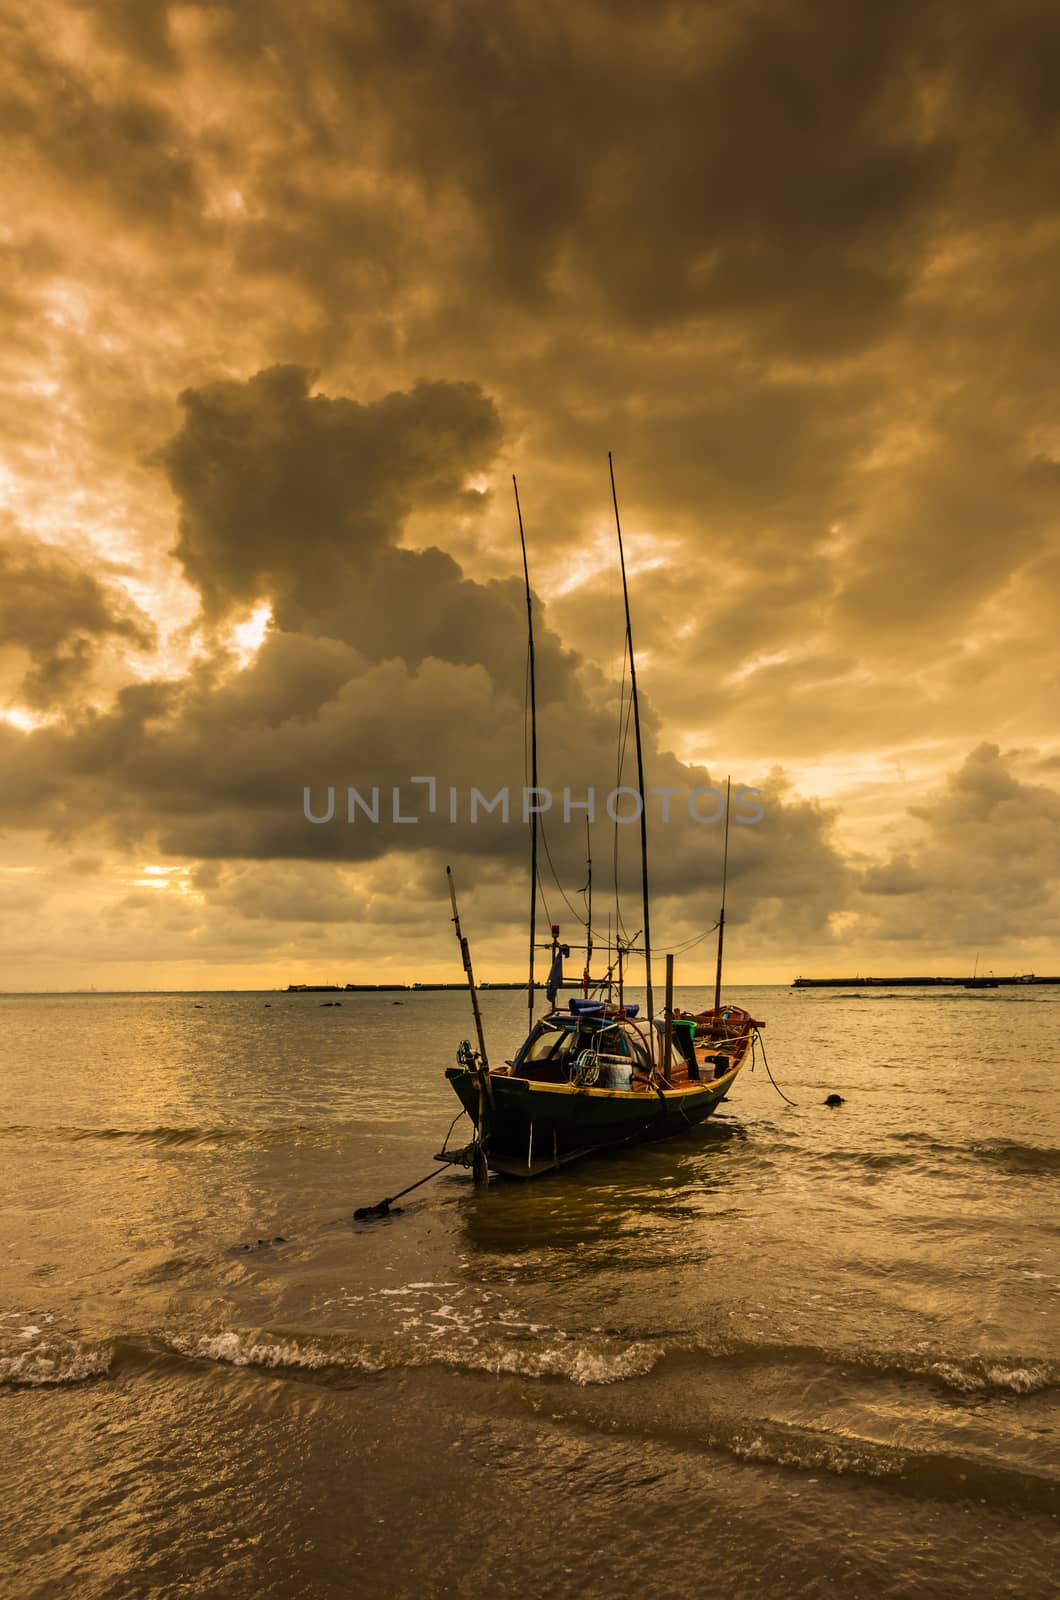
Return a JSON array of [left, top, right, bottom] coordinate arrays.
[[537, 815, 584, 923], [654, 922, 721, 957], [438, 1107, 468, 1154]]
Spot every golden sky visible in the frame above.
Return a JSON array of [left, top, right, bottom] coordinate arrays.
[[2, 0, 1060, 989]]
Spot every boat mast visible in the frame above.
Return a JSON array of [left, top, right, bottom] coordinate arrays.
[[513, 475, 538, 1033], [583, 819, 593, 996], [713, 776, 732, 1013], [608, 453, 653, 1025], [447, 866, 490, 1069]]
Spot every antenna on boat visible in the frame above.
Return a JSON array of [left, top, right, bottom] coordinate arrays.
[[713, 776, 732, 1014], [608, 452, 654, 1025], [513, 474, 538, 1032]]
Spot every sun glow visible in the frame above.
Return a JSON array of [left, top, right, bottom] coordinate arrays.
[[231, 604, 273, 667], [133, 865, 191, 891], [0, 707, 49, 732]]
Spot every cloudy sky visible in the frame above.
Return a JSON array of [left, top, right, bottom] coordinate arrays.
[[2, 0, 1060, 990]]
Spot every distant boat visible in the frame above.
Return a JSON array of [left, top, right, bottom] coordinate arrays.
[[964, 953, 999, 990]]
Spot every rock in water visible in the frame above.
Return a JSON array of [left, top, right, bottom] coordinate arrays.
[[825, 1093, 845, 1107]]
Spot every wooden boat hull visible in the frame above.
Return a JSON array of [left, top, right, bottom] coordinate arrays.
[[444, 1061, 742, 1177]]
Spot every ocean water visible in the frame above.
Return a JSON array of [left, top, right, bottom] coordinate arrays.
[[1, 984, 1057, 1599]]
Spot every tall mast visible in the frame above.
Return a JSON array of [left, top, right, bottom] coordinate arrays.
[[583, 819, 593, 996], [513, 475, 538, 1032], [713, 776, 731, 1013], [608, 453, 653, 1024]]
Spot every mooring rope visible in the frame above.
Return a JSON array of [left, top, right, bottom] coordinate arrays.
[[752, 1027, 798, 1107], [353, 1110, 469, 1219]]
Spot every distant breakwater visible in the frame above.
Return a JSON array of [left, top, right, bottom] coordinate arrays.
[[285, 981, 551, 993], [791, 976, 1058, 988]]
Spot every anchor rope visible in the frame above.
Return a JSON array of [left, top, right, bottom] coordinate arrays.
[[353, 1110, 469, 1219], [753, 1027, 798, 1107]]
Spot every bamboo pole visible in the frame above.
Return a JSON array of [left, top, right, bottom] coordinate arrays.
[[513, 476, 538, 1033], [609, 453, 654, 1024], [713, 777, 732, 1014], [447, 866, 489, 1071]]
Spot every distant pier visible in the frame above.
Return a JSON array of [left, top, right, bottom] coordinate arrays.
[[791, 975, 1055, 988], [285, 980, 552, 993]]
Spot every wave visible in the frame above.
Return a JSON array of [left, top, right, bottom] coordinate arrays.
[[162, 1327, 658, 1386], [890, 1132, 1060, 1177], [166, 1330, 381, 1373], [584, 1410, 1060, 1514], [4, 1315, 1050, 1399], [680, 1338, 1055, 1395], [1, 1324, 651, 1390], [0, 1123, 354, 1150], [0, 1335, 114, 1387], [763, 1134, 1060, 1181], [7, 1330, 1045, 1400]]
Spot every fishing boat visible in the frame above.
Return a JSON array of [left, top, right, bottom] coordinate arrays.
[[442, 994, 759, 1178], [438, 459, 764, 1181]]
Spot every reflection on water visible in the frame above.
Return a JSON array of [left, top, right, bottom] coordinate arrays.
[[1, 986, 1058, 1598]]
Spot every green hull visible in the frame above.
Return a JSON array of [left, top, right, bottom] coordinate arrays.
[[445, 1065, 739, 1177]]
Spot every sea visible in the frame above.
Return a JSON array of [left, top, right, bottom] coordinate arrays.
[[1, 984, 1057, 1599]]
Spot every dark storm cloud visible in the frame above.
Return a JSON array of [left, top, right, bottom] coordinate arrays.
[[0, 527, 155, 707], [160, 366, 585, 704], [75, 0, 177, 68], [175, 0, 948, 356], [0, 14, 201, 230], [161, 365, 502, 618], [14, 0, 953, 379]]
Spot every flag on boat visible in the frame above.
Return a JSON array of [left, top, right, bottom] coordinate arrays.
[[546, 946, 567, 1003]]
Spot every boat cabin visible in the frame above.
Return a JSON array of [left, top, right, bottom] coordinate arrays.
[[508, 999, 718, 1090]]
